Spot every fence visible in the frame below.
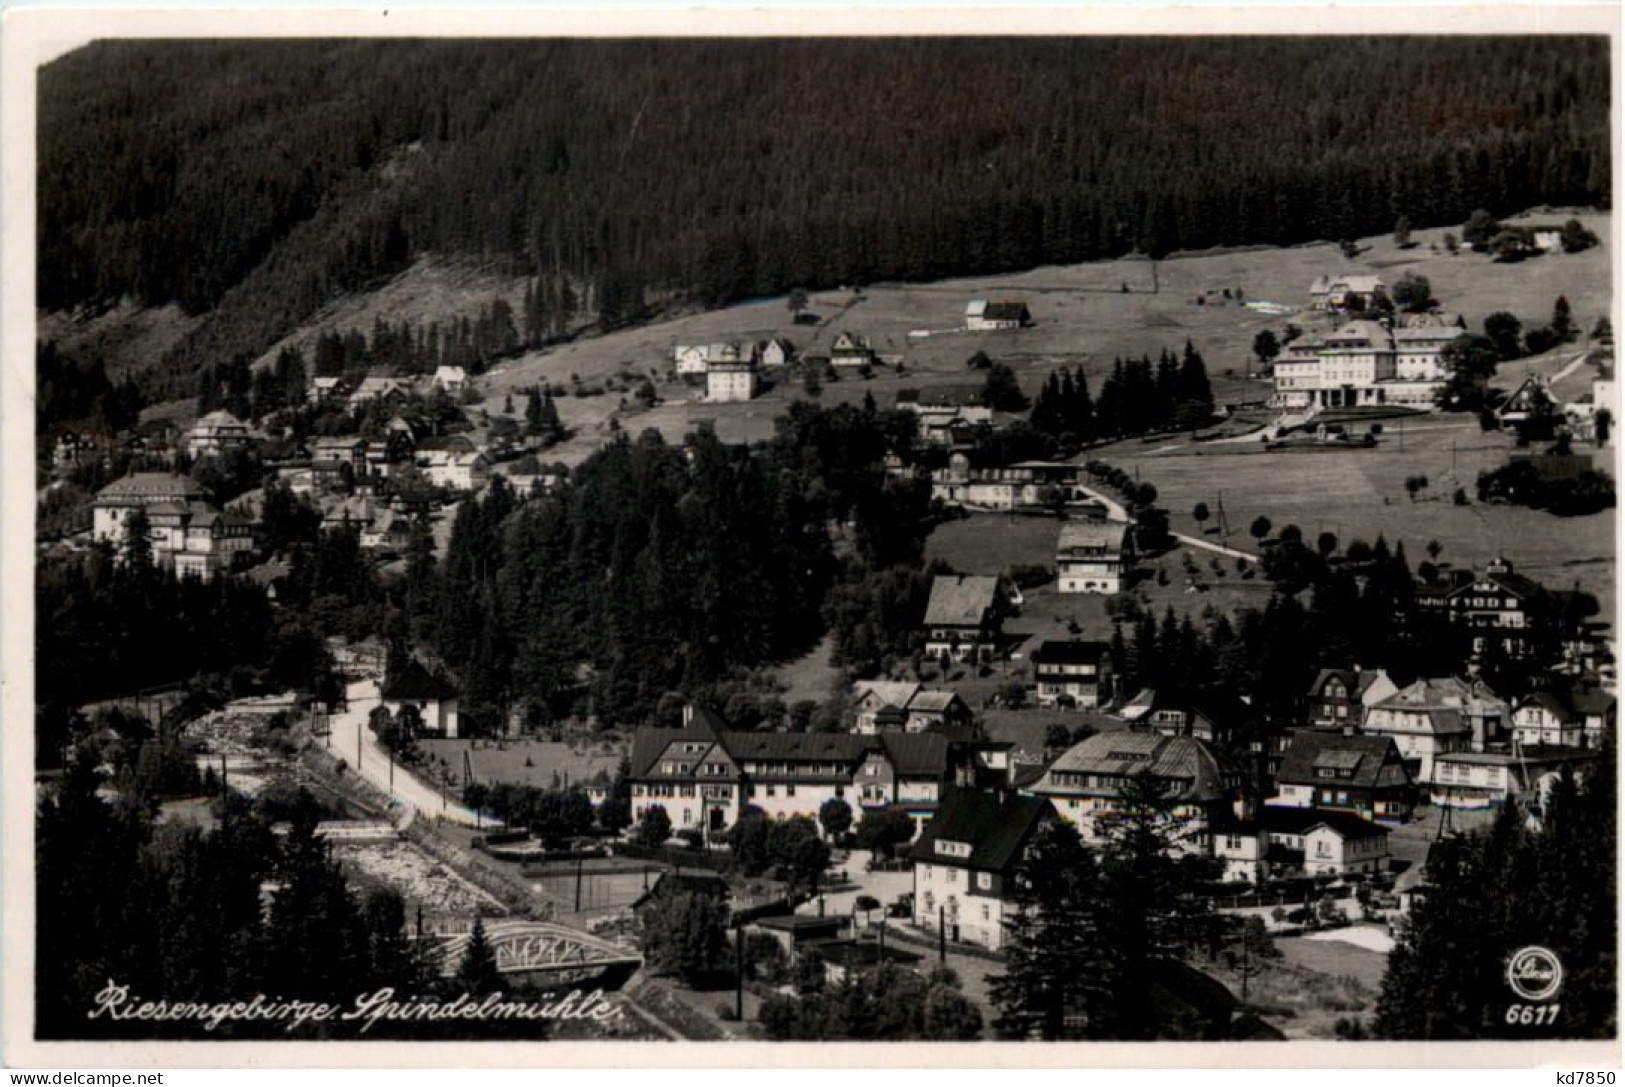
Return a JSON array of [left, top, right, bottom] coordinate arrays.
[[612, 841, 732, 871]]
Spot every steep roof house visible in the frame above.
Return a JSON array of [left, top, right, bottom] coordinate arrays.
[[911, 789, 1052, 951], [1270, 729, 1416, 823], [922, 574, 1005, 662]]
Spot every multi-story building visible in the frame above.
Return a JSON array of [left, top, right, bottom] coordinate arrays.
[[1026, 730, 1245, 851], [1510, 683, 1616, 749], [1030, 639, 1112, 709], [929, 457, 1100, 510], [1305, 668, 1398, 727], [911, 789, 1052, 950], [963, 299, 1033, 331], [626, 708, 985, 841], [895, 387, 993, 446], [92, 473, 210, 544], [1212, 806, 1391, 884], [1056, 521, 1132, 594], [1419, 557, 1548, 660], [922, 574, 1004, 662], [1117, 688, 1253, 748], [185, 410, 252, 458], [1430, 747, 1600, 810], [705, 358, 759, 403], [1361, 677, 1502, 784]]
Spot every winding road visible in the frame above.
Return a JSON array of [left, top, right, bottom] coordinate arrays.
[[327, 678, 492, 827]]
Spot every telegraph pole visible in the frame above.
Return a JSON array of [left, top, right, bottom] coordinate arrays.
[[938, 905, 946, 964], [574, 855, 584, 913]]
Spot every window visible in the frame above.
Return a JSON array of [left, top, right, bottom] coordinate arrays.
[[786, 784, 797, 797], [982, 904, 991, 922], [976, 872, 992, 890], [1225, 835, 1243, 851], [682, 809, 692, 825], [766, 785, 777, 798]]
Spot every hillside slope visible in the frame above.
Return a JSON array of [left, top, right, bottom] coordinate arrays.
[[38, 37, 1611, 394]]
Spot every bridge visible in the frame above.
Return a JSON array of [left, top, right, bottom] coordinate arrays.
[[426, 919, 643, 986]]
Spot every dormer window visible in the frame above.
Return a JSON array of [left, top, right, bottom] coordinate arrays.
[[935, 839, 971, 858]]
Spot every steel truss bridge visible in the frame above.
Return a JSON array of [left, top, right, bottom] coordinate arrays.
[[426, 919, 643, 985]]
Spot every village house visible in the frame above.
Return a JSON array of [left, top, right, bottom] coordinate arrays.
[[1495, 375, 1555, 431], [911, 789, 1052, 950], [1305, 667, 1399, 727], [91, 473, 210, 544], [758, 337, 796, 368], [964, 299, 1033, 332], [321, 496, 377, 535], [419, 442, 491, 491], [311, 435, 369, 477], [929, 457, 1098, 510], [307, 376, 348, 405], [674, 342, 748, 376], [185, 409, 252, 458], [1509, 683, 1616, 749], [1212, 806, 1392, 884], [1118, 688, 1253, 749], [1056, 520, 1132, 594], [850, 681, 974, 734], [360, 511, 415, 553], [380, 658, 460, 739], [922, 574, 1005, 662], [51, 432, 103, 475], [1417, 556, 1548, 660], [1307, 274, 1387, 312], [432, 365, 469, 395], [1030, 639, 1112, 709], [1027, 731, 1244, 851], [827, 331, 875, 368], [347, 376, 412, 410], [706, 357, 759, 403], [1270, 729, 1416, 823], [1430, 747, 1600, 810]]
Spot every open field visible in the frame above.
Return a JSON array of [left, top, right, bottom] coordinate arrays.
[[1114, 409, 1616, 618], [418, 737, 626, 792]]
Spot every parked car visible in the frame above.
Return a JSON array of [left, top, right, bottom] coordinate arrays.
[[886, 892, 915, 918]]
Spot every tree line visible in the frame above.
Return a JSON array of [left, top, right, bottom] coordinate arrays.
[[38, 38, 1611, 389]]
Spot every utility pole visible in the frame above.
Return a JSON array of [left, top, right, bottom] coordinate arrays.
[[574, 854, 584, 913], [938, 905, 946, 964]]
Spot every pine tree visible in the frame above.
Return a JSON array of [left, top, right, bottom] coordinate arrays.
[[990, 820, 1111, 1039], [456, 916, 504, 994]]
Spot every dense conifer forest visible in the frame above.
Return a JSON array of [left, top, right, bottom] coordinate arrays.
[[39, 38, 1610, 391]]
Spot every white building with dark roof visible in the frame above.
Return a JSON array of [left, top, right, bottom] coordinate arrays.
[[1056, 521, 1132, 594]]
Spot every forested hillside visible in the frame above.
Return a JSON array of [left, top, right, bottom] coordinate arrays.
[[40, 37, 1610, 391]]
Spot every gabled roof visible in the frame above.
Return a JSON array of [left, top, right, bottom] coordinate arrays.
[[878, 732, 950, 777], [94, 473, 207, 504], [1033, 640, 1109, 666], [192, 409, 246, 431], [905, 690, 963, 715], [1057, 521, 1128, 553], [853, 680, 922, 710], [978, 300, 1031, 322], [1277, 730, 1410, 791], [923, 574, 1001, 628], [912, 788, 1050, 873]]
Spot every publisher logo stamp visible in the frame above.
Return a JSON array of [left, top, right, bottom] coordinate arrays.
[[1506, 946, 1564, 1002]]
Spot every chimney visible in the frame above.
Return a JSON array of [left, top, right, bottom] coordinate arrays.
[[682, 704, 693, 728]]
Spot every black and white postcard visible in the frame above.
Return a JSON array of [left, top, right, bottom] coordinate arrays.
[[3, 6, 1618, 1070]]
